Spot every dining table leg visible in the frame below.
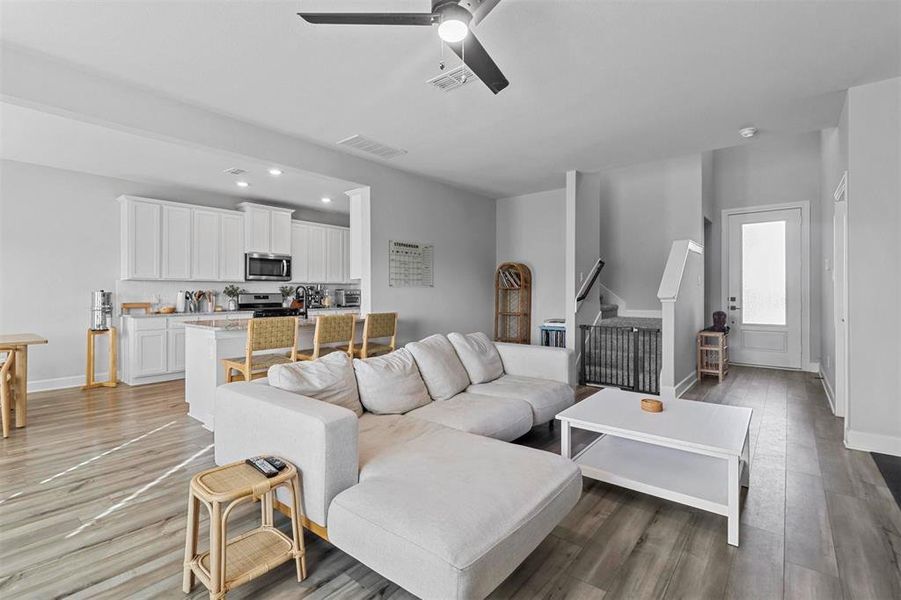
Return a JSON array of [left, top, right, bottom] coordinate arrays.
[[14, 345, 27, 428]]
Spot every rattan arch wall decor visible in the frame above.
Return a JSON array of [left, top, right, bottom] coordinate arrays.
[[494, 262, 532, 344]]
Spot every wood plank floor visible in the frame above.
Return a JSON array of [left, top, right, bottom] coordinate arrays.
[[1, 366, 899, 599]]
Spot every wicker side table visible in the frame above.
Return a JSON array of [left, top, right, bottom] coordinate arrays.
[[697, 330, 729, 383], [183, 458, 306, 599]]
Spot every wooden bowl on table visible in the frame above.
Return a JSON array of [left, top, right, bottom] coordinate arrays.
[[640, 398, 663, 413]]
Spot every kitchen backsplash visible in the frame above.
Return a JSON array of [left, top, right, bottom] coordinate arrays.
[[116, 280, 360, 310]]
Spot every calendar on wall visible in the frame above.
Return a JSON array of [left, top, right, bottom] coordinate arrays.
[[389, 240, 434, 287]]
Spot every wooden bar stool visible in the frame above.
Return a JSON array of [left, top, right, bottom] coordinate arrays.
[[183, 458, 306, 599], [353, 312, 398, 359], [1, 349, 15, 438], [222, 317, 298, 383], [295, 314, 355, 361]]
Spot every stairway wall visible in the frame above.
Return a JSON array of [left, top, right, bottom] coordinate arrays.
[[591, 154, 704, 311]]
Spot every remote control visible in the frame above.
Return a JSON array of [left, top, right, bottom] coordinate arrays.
[[265, 456, 287, 471], [245, 456, 278, 478]]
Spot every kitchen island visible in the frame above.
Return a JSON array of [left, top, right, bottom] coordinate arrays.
[[184, 311, 362, 429]]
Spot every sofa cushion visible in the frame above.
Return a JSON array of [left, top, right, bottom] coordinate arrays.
[[405, 334, 471, 401], [447, 332, 504, 384], [267, 351, 363, 417], [353, 349, 431, 415], [406, 392, 533, 442], [467, 374, 575, 425], [328, 426, 582, 600]]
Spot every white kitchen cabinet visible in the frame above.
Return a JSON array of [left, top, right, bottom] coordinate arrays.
[[326, 227, 345, 283], [291, 222, 310, 283], [219, 212, 244, 281], [132, 329, 168, 378], [120, 197, 161, 279], [340, 228, 351, 283], [167, 329, 187, 372], [271, 210, 293, 255], [307, 225, 328, 282], [162, 204, 192, 280], [243, 205, 271, 253], [239, 202, 294, 255], [192, 209, 220, 281]]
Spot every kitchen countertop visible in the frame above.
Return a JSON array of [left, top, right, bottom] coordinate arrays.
[[122, 310, 252, 319], [185, 311, 361, 331], [122, 306, 358, 319]]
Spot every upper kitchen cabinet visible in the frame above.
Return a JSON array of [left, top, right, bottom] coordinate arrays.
[[120, 196, 245, 281], [326, 226, 346, 284], [161, 204, 192, 280], [306, 224, 328, 282], [219, 212, 244, 281], [291, 222, 310, 283], [192, 207, 245, 282], [191, 208, 220, 281], [238, 202, 293, 255], [120, 196, 162, 280]]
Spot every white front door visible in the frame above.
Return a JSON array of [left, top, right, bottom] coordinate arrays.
[[727, 208, 803, 368]]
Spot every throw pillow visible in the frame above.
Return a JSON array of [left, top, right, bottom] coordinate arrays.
[[405, 334, 471, 400], [353, 348, 432, 414], [268, 351, 363, 417], [447, 332, 504, 384]]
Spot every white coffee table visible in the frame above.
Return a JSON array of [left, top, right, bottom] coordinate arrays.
[[557, 388, 752, 546]]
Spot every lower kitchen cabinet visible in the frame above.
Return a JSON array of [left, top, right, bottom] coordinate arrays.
[[167, 329, 187, 372], [132, 329, 168, 378], [121, 313, 250, 385]]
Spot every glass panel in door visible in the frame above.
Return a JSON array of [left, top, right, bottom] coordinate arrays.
[[741, 221, 786, 325]]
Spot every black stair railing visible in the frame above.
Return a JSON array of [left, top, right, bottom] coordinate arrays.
[[579, 324, 661, 394]]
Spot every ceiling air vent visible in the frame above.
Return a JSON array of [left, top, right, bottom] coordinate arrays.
[[427, 64, 476, 92], [223, 167, 246, 175], [336, 135, 408, 159]]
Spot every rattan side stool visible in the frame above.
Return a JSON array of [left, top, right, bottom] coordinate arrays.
[[182, 457, 306, 599]]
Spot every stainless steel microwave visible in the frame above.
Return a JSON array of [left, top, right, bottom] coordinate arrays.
[[245, 253, 292, 281]]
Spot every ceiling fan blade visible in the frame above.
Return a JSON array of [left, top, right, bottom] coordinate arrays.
[[462, 0, 502, 26], [298, 13, 437, 26], [447, 32, 509, 94]]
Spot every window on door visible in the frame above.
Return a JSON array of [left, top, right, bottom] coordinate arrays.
[[741, 220, 786, 326]]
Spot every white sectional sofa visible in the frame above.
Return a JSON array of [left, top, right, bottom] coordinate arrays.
[[214, 333, 581, 599]]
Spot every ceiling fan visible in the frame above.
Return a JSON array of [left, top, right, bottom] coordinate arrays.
[[298, 0, 509, 94]]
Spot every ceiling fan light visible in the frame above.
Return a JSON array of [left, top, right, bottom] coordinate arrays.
[[438, 19, 468, 42]]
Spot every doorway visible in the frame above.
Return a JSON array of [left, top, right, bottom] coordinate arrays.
[[724, 206, 806, 369]]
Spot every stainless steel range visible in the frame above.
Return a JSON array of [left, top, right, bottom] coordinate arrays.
[[236, 293, 305, 318]]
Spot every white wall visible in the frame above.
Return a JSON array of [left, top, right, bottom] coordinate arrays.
[[591, 154, 703, 312], [496, 188, 566, 344], [707, 132, 822, 367], [1, 47, 497, 364], [845, 77, 901, 454]]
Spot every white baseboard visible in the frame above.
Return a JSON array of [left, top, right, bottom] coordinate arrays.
[[804, 361, 820, 373], [617, 309, 663, 319], [28, 374, 104, 392], [845, 429, 901, 457], [819, 366, 836, 414], [675, 372, 697, 398], [660, 372, 698, 401]]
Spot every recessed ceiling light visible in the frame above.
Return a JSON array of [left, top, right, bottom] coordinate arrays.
[[268, 168, 283, 176], [739, 127, 758, 139], [236, 181, 250, 188], [321, 197, 332, 203]]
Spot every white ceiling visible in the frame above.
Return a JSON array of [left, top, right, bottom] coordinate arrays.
[[1, 0, 898, 197], [0, 102, 359, 213]]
